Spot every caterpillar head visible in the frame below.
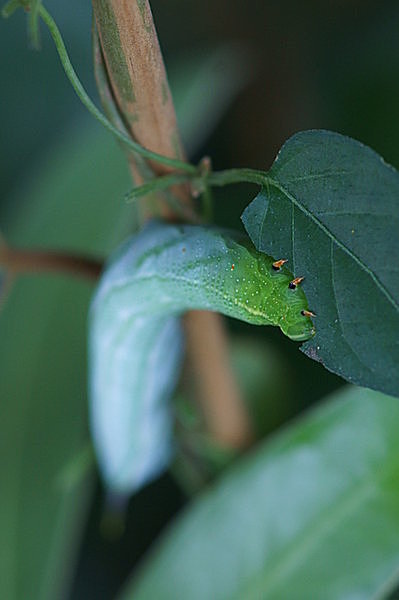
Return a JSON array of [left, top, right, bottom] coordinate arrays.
[[251, 250, 316, 342], [281, 304, 316, 341]]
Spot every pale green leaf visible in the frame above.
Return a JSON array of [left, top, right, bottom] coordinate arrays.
[[121, 386, 399, 600]]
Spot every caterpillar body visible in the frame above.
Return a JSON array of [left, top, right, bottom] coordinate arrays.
[[89, 221, 314, 493]]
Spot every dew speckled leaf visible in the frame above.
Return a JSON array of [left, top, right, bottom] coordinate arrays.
[[120, 386, 399, 600], [242, 130, 399, 397]]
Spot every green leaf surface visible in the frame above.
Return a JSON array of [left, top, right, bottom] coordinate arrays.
[[241, 130, 399, 397], [121, 386, 399, 600], [0, 122, 133, 600]]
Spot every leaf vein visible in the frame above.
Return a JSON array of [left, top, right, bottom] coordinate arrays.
[[284, 169, 353, 183], [270, 179, 399, 313]]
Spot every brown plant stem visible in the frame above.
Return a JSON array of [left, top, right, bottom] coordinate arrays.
[[183, 311, 254, 448], [92, 0, 191, 221], [92, 0, 253, 448], [0, 245, 103, 281]]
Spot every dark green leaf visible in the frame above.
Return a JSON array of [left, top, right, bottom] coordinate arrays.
[[121, 386, 399, 600], [242, 130, 399, 397]]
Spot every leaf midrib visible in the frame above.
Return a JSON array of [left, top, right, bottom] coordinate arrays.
[[268, 177, 399, 313]]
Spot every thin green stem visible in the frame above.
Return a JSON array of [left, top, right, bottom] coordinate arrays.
[[125, 173, 202, 223], [207, 168, 270, 188], [1, 0, 21, 17], [125, 172, 195, 202], [123, 167, 270, 206], [5, 3, 272, 195], [4, 3, 271, 196], [38, 5, 197, 175], [201, 184, 214, 222], [28, 0, 41, 48]]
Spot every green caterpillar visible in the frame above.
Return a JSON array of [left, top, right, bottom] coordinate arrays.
[[89, 221, 314, 493]]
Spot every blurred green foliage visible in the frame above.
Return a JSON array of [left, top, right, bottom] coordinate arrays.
[[0, 121, 133, 598]]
